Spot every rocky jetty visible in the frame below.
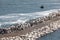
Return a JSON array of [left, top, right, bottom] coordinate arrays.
[[0, 9, 60, 40]]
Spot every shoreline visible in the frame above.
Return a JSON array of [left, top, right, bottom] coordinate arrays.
[[0, 9, 60, 40]]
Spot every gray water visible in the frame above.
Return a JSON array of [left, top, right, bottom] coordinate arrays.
[[36, 29, 60, 40], [0, 0, 60, 15], [0, 0, 60, 28]]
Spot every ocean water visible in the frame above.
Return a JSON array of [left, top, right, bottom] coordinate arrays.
[[36, 29, 60, 40], [0, 0, 60, 28]]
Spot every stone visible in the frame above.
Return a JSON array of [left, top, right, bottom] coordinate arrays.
[[0, 28, 8, 34], [1, 37, 6, 40]]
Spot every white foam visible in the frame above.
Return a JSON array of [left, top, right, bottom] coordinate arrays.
[[7, 13, 31, 16], [0, 22, 17, 25], [16, 20, 27, 23], [33, 9, 58, 16], [0, 16, 18, 18], [6, 9, 59, 19], [0, 19, 27, 26]]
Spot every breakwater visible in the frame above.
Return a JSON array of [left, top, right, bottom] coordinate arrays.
[[0, 10, 60, 40]]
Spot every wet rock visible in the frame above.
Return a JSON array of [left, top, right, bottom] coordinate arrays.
[[0, 28, 8, 34], [43, 16, 49, 21], [38, 20, 43, 23], [20, 28, 23, 30], [7, 28, 11, 33]]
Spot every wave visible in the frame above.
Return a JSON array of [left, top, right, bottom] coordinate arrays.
[[40, 3, 60, 4], [0, 9, 59, 28], [0, 16, 18, 18]]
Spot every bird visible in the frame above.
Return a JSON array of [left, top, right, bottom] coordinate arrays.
[[40, 5, 44, 9]]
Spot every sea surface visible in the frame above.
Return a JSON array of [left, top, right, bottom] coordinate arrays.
[[0, 0, 60, 28], [36, 29, 60, 40]]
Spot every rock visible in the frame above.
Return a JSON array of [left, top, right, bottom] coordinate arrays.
[[0, 28, 8, 34], [43, 16, 49, 21], [7, 27, 12, 33]]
